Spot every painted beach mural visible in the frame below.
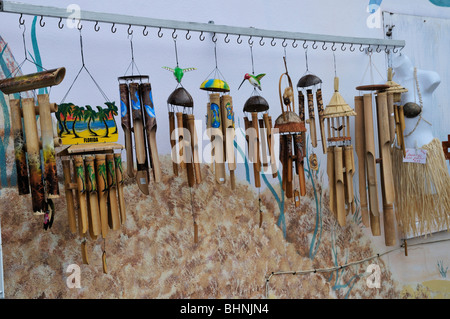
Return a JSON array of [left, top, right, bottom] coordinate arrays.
[[56, 102, 119, 145]]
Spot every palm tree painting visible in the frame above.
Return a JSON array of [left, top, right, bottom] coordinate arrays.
[[96, 106, 110, 138], [70, 105, 84, 138], [84, 105, 99, 136], [56, 103, 72, 137], [105, 102, 119, 135]]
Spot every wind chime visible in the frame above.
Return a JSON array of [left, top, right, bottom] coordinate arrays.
[[118, 35, 161, 195], [274, 54, 306, 207], [238, 42, 274, 227], [296, 48, 325, 174], [57, 29, 126, 272], [200, 38, 236, 189], [354, 54, 404, 246], [164, 37, 201, 243], [0, 67, 65, 227], [323, 54, 356, 227]]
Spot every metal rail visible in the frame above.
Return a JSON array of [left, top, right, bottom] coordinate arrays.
[[0, 1, 405, 52]]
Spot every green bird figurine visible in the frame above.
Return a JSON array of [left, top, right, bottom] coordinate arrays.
[[162, 66, 196, 84], [238, 73, 266, 91]]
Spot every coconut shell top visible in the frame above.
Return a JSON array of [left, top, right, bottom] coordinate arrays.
[[200, 78, 230, 92], [297, 74, 322, 89], [167, 87, 194, 107], [403, 102, 422, 118], [274, 111, 306, 133], [243, 95, 269, 113]]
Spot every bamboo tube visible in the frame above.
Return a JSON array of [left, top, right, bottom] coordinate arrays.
[[73, 156, 88, 234], [38, 94, 59, 198], [387, 92, 396, 145], [334, 146, 346, 226], [327, 146, 336, 217], [265, 114, 278, 178], [140, 83, 161, 183], [119, 83, 134, 178], [398, 104, 406, 157], [106, 154, 121, 230], [298, 90, 307, 155], [209, 93, 225, 184], [354, 96, 369, 227], [114, 153, 126, 224], [129, 82, 149, 195], [176, 112, 186, 170], [22, 98, 45, 214], [186, 114, 202, 184], [344, 146, 354, 212], [84, 156, 101, 236], [220, 95, 235, 168], [376, 92, 396, 246], [95, 154, 109, 239], [183, 114, 195, 187], [285, 134, 293, 199], [62, 159, 77, 234], [86, 197, 97, 240], [81, 240, 89, 265], [102, 251, 108, 274], [363, 94, 380, 219], [0, 67, 65, 94], [280, 134, 287, 192], [251, 112, 261, 188], [259, 119, 269, 168], [316, 89, 327, 154], [293, 134, 306, 196], [9, 98, 29, 195], [307, 90, 317, 148], [168, 111, 178, 176]]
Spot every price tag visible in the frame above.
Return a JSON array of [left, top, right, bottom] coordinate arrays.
[[403, 148, 427, 164]]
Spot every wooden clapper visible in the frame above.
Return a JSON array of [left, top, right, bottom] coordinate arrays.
[[0, 68, 65, 228]]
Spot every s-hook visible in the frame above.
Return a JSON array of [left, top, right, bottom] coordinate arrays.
[[39, 15, 45, 27], [94, 21, 100, 32], [143, 26, 148, 36], [58, 17, 64, 29], [271, 38, 276, 46], [158, 27, 164, 38], [111, 23, 117, 33], [128, 24, 133, 36], [185, 30, 191, 40], [199, 31, 205, 41], [19, 13, 25, 26], [224, 33, 230, 43], [259, 37, 265, 46]]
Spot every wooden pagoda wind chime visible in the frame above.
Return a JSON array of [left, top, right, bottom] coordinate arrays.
[[57, 30, 126, 273], [118, 35, 161, 195], [164, 38, 202, 243], [0, 67, 65, 228], [324, 70, 357, 227], [354, 64, 407, 246], [238, 43, 275, 227], [200, 39, 237, 189], [274, 55, 306, 207]]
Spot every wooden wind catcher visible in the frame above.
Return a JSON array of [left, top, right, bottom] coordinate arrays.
[[118, 75, 162, 195], [274, 57, 306, 207], [58, 143, 126, 272], [323, 77, 356, 227], [0, 67, 65, 228], [354, 71, 406, 246]]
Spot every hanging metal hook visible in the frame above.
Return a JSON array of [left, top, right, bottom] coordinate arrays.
[[367, 45, 373, 53], [392, 46, 398, 53], [77, 19, 82, 31], [282, 38, 287, 47], [111, 23, 117, 33], [248, 35, 254, 46], [271, 38, 276, 46], [94, 21, 100, 32], [331, 42, 337, 51], [185, 30, 191, 40], [349, 43, 355, 52], [322, 42, 328, 50], [236, 34, 242, 44], [312, 41, 318, 49], [341, 43, 346, 51], [303, 40, 308, 49], [143, 26, 148, 36], [292, 39, 298, 48], [359, 44, 365, 52], [128, 24, 133, 36], [376, 45, 381, 53], [39, 15, 45, 27], [58, 17, 64, 29], [224, 33, 230, 43], [259, 37, 265, 46], [212, 32, 217, 43], [19, 14, 25, 26], [385, 46, 390, 54], [199, 31, 205, 41], [158, 27, 164, 38], [172, 29, 177, 40]]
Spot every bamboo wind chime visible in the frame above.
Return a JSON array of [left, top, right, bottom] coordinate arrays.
[[354, 68, 406, 246], [200, 40, 237, 189], [0, 67, 65, 228], [164, 38, 201, 243], [274, 56, 306, 206], [324, 76, 357, 227]]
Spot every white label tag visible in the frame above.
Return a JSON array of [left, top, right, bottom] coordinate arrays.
[[403, 148, 427, 164], [140, 177, 146, 184]]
